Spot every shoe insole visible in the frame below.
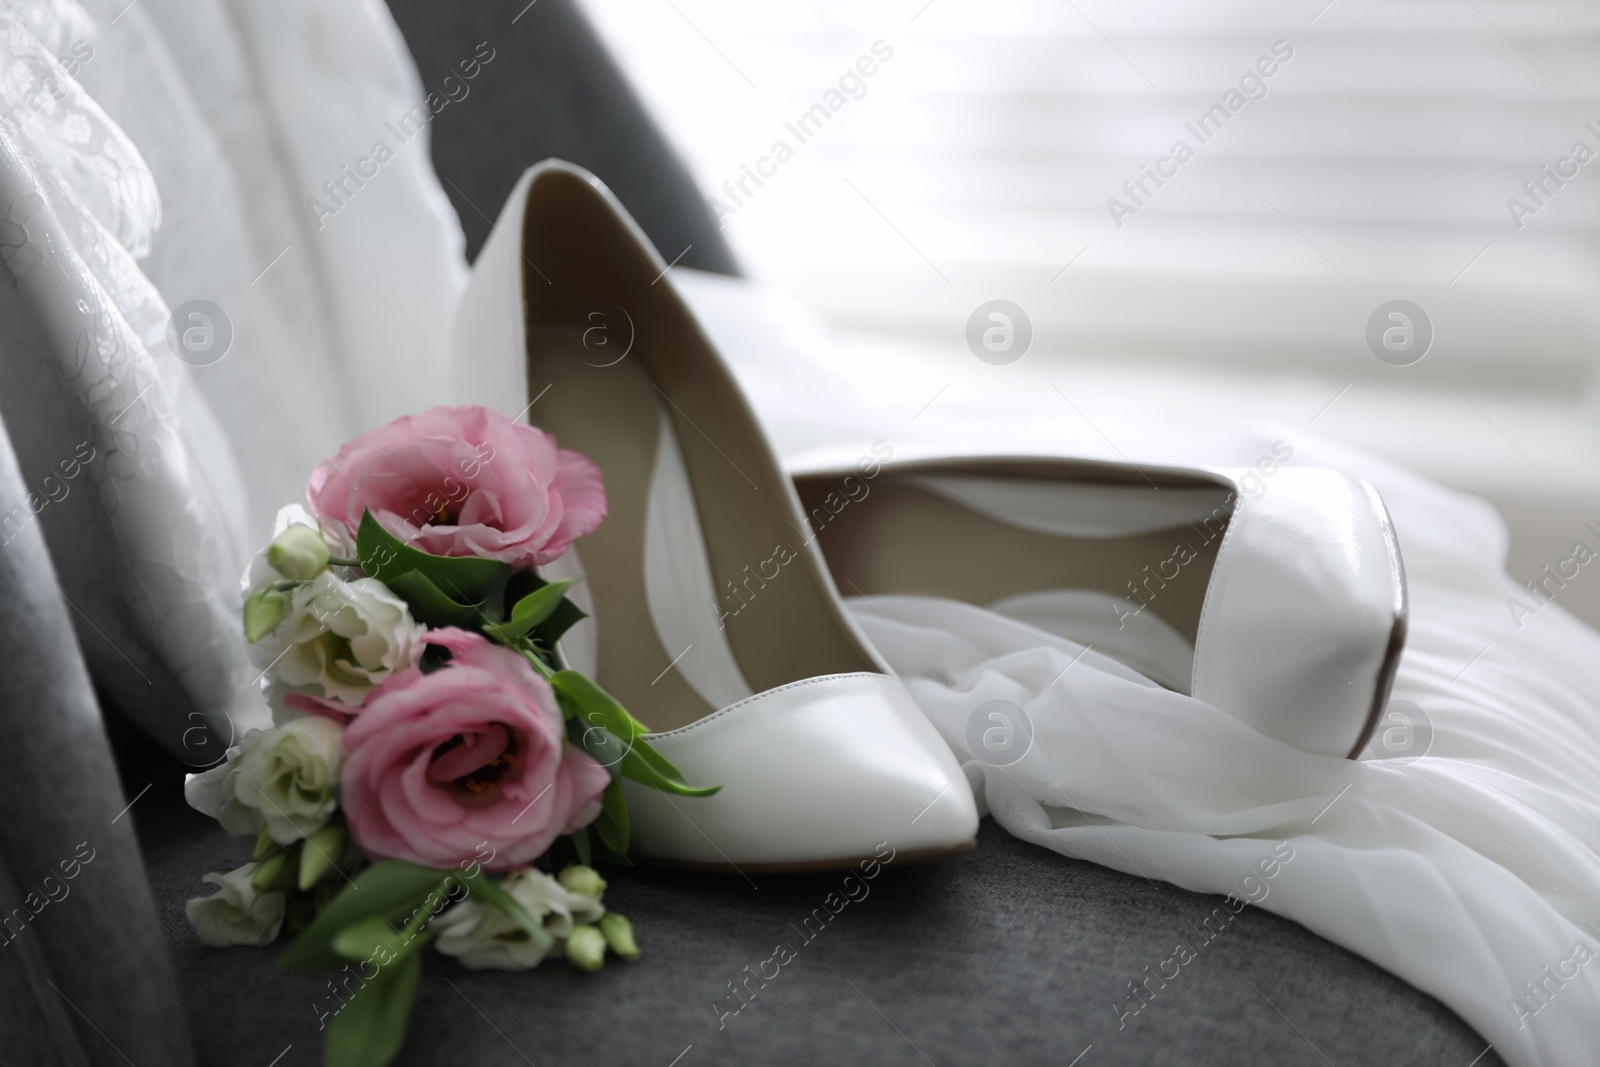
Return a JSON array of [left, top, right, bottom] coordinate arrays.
[[516, 171, 879, 732], [796, 472, 1233, 692]]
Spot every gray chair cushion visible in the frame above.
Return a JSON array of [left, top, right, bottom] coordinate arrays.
[[141, 780, 1498, 1067]]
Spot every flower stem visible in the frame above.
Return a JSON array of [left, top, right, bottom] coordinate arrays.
[[512, 640, 556, 680], [327, 555, 361, 568]]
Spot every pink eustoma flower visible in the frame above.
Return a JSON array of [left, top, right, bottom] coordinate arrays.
[[307, 405, 606, 570], [340, 629, 610, 871]]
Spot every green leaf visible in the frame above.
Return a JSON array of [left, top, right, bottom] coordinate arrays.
[[490, 570, 587, 655], [323, 949, 422, 1067], [570, 718, 629, 766], [550, 671, 648, 740], [284, 892, 316, 937], [279, 862, 457, 970], [356, 510, 510, 619], [331, 916, 412, 963], [531, 597, 586, 650], [572, 826, 593, 868], [618, 738, 722, 798], [488, 580, 575, 641], [591, 840, 632, 868], [591, 778, 630, 859], [457, 867, 556, 952], [384, 570, 482, 629], [551, 671, 720, 798]]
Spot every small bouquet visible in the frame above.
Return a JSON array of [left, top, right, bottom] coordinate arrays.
[[183, 405, 715, 1067]]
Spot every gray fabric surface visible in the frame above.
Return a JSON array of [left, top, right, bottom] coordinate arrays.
[[383, 0, 740, 275], [138, 771, 1499, 1067], [0, 417, 194, 1067]]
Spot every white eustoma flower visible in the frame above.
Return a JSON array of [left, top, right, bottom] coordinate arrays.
[[183, 748, 259, 838], [184, 716, 345, 843], [268, 572, 425, 705], [185, 863, 285, 947], [433, 868, 606, 971], [242, 507, 423, 708]]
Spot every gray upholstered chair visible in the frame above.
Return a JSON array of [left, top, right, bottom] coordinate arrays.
[[0, 3, 1503, 1063]]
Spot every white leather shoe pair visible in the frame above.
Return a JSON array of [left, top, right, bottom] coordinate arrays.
[[452, 161, 1407, 870]]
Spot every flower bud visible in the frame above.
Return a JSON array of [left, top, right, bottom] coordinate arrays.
[[598, 912, 639, 960], [298, 822, 348, 890], [558, 864, 607, 900], [267, 524, 330, 581], [564, 924, 606, 972], [243, 588, 286, 643], [250, 850, 292, 892]]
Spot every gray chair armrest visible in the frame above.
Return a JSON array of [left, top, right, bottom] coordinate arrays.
[[386, 0, 739, 274]]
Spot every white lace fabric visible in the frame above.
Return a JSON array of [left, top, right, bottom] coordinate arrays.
[[0, 0, 464, 758]]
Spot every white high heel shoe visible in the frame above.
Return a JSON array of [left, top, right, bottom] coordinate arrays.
[[449, 161, 977, 869], [791, 453, 1407, 759]]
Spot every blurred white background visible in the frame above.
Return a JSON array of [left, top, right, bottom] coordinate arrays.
[[581, 0, 1600, 624]]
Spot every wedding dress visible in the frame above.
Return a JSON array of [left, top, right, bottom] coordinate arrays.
[[2, 1, 1596, 1064], [0, 0, 464, 755]]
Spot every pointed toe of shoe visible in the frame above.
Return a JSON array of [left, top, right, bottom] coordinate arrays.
[[622, 673, 979, 870]]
